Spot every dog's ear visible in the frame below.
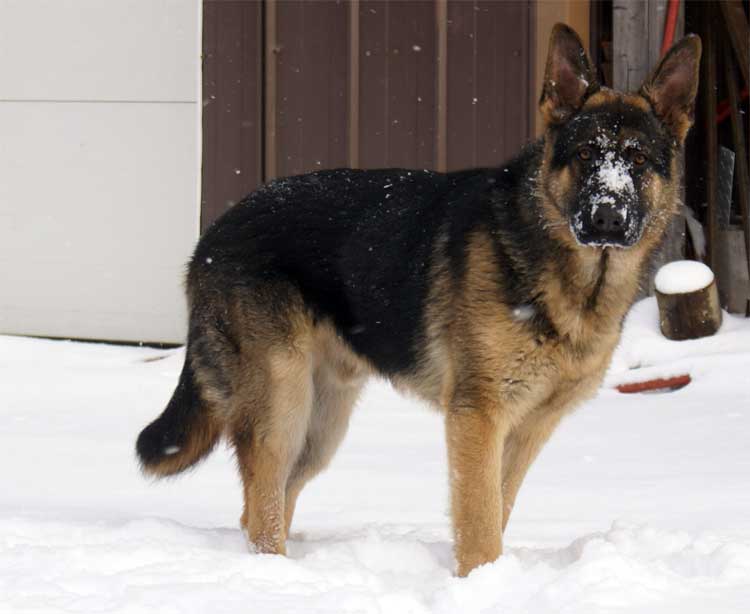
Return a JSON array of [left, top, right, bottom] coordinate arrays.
[[540, 23, 599, 126], [640, 34, 702, 142]]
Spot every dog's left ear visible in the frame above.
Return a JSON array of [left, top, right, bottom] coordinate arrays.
[[540, 23, 599, 126], [640, 34, 702, 142]]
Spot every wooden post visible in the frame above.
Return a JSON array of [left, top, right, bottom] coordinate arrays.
[[613, 0, 683, 90], [656, 278, 722, 340], [722, 41, 750, 307], [613, 0, 649, 92], [613, 0, 685, 293], [718, 0, 749, 87], [702, 4, 719, 271], [654, 260, 723, 340], [648, 0, 686, 282]]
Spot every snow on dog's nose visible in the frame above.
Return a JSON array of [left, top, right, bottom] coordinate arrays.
[[570, 135, 645, 248]]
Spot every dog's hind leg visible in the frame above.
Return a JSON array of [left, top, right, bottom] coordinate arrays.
[[283, 361, 365, 536], [232, 335, 314, 555]]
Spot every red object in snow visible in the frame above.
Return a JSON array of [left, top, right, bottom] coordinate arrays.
[[616, 374, 692, 394]]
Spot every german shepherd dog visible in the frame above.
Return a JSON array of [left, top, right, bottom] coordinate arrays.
[[137, 25, 701, 576]]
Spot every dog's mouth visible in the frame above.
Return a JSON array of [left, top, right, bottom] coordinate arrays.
[[570, 229, 638, 249]]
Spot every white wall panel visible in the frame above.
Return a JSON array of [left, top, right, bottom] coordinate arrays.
[[0, 0, 197, 102], [0, 101, 198, 342], [0, 0, 200, 343]]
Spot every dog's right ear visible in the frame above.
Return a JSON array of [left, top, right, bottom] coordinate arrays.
[[540, 24, 599, 126]]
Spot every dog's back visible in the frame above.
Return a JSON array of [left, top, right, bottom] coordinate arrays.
[[186, 161, 543, 377], [192, 167, 459, 375]]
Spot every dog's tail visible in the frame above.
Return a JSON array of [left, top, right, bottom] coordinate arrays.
[[136, 355, 221, 477]]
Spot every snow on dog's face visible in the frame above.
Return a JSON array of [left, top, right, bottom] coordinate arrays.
[[550, 101, 670, 248], [538, 24, 701, 252]]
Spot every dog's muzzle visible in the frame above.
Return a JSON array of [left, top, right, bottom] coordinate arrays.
[[570, 200, 641, 248]]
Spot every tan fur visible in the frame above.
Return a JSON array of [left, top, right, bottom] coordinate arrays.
[[371, 222, 647, 575], [151, 25, 697, 579], [225, 312, 370, 550], [446, 407, 508, 576], [213, 168, 678, 574], [170, 144, 682, 573], [437, 231, 629, 574], [500, 374, 602, 532], [214, 210, 654, 572], [284, 324, 369, 535], [584, 89, 653, 113], [232, 313, 314, 553]]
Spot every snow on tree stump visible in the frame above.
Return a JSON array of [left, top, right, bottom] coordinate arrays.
[[654, 261, 722, 341]]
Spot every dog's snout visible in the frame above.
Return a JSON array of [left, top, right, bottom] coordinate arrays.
[[592, 205, 625, 234], [572, 202, 636, 247]]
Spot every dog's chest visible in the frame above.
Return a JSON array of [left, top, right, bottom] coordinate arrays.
[[496, 328, 617, 414]]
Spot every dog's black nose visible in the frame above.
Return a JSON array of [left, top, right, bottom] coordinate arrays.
[[591, 205, 625, 235]]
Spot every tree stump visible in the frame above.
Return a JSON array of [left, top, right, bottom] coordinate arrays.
[[654, 261, 722, 340]]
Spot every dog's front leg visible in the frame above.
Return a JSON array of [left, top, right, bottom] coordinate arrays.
[[501, 408, 565, 533], [500, 376, 603, 533], [445, 404, 510, 577]]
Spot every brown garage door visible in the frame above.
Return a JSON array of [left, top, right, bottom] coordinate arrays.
[[202, 0, 534, 231]]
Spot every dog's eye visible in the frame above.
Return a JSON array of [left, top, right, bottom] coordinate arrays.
[[632, 151, 647, 166], [577, 147, 592, 162]]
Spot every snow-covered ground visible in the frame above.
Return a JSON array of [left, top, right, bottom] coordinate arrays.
[[1, 298, 749, 613]]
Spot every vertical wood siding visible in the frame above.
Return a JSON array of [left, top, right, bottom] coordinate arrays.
[[202, 0, 533, 231], [273, 0, 350, 178], [202, 0, 263, 229], [446, 1, 532, 168]]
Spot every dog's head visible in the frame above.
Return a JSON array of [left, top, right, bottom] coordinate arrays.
[[538, 24, 701, 252]]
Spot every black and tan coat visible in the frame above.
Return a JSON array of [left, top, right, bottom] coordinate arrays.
[[137, 25, 701, 577]]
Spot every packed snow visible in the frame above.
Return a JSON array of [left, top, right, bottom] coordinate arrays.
[[1, 298, 749, 613], [654, 260, 716, 294]]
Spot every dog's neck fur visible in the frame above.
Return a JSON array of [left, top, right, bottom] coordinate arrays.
[[538, 239, 649, 351], [512, 141, 668, 350]]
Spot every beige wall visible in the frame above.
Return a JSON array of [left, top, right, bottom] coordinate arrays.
[[0, 0, 201, 344], [535, 0, 591, 136]]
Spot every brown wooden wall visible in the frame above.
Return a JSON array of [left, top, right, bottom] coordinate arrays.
[[202, 0, 535, 231]]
